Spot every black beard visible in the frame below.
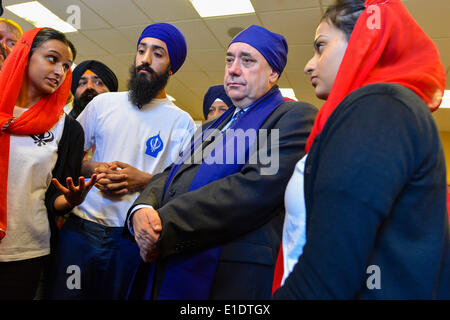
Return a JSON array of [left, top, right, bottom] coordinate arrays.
[[128, 64, 170, 109], [71, 88, 99, 118]]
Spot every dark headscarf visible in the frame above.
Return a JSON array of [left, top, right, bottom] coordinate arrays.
[[202, 85, 234, 119], [229, 25, 288, 76], [71, 60, 118, 94], [137, 23, 187, 74]]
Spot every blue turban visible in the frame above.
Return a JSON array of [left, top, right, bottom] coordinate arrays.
[[71, 60, 118, 94], [137, 23, 187, 74], [229, 25, 288, 76], [203, 85, 234, 119]]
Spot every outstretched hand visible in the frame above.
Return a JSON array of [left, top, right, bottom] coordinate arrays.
[[52, 174, 101, 211]]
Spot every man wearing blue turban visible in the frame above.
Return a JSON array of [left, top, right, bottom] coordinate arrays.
[[50, 23, 195, 299], [203, 84, 235, 120], [125, 25, 318, 300]]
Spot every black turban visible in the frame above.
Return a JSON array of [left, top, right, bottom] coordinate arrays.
[[71, 60, 118, 94], [203, 85, 234, 119]]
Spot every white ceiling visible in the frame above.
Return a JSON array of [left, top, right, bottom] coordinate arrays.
[[3, 0, 450, 127]]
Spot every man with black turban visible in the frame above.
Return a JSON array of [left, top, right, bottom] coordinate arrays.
[[124, 25, 318, 299], [50, 23, 195, 300], [69, 60, 118, 119]]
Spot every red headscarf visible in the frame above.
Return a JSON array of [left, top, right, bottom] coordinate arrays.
[[273, 0, 446, 294], [0, 28, 72, 239], [305, 0, 446, 152]]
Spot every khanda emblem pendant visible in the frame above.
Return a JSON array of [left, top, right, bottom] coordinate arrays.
[[30, 131, 54, 146], [146, 132, 164, 158]]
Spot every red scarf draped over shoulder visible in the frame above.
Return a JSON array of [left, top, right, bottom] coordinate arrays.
[[272, 0, 446, 294], [0, 28, 72, 239]]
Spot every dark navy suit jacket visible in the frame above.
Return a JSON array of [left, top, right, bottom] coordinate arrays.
[[126, 100, 318, 299]]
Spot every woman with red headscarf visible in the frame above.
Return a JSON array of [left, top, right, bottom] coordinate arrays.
[[0, 28, 99, 299], [273, 0, 450, 299]]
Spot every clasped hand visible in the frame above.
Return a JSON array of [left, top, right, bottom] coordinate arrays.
[[132, 207, 162, 263], [93, 161, 151, 196]]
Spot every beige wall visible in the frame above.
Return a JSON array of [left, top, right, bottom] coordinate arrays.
[[440, 132, 450, 184]]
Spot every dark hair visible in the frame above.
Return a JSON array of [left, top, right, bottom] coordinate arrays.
[[321, 0, 365, 40], [30, 28, 77, 60]]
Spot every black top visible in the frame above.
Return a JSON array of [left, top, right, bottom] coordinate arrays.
[[274, 83, 450, 299], [44, 115, 84, 251]]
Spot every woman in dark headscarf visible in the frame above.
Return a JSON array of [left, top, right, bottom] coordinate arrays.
[[202, 84, 234, 120], [0, 28, 98, 299], [273, 0, 449, 299]]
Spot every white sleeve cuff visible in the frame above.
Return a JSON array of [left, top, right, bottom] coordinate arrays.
[[127, 204, 154, 236]]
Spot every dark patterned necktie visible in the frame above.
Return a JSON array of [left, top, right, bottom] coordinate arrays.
[[228, 108, 245, 129], [234, 108, 245, 121]]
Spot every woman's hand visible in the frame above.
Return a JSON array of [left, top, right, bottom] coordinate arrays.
[[52, 174, 100, 212]]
